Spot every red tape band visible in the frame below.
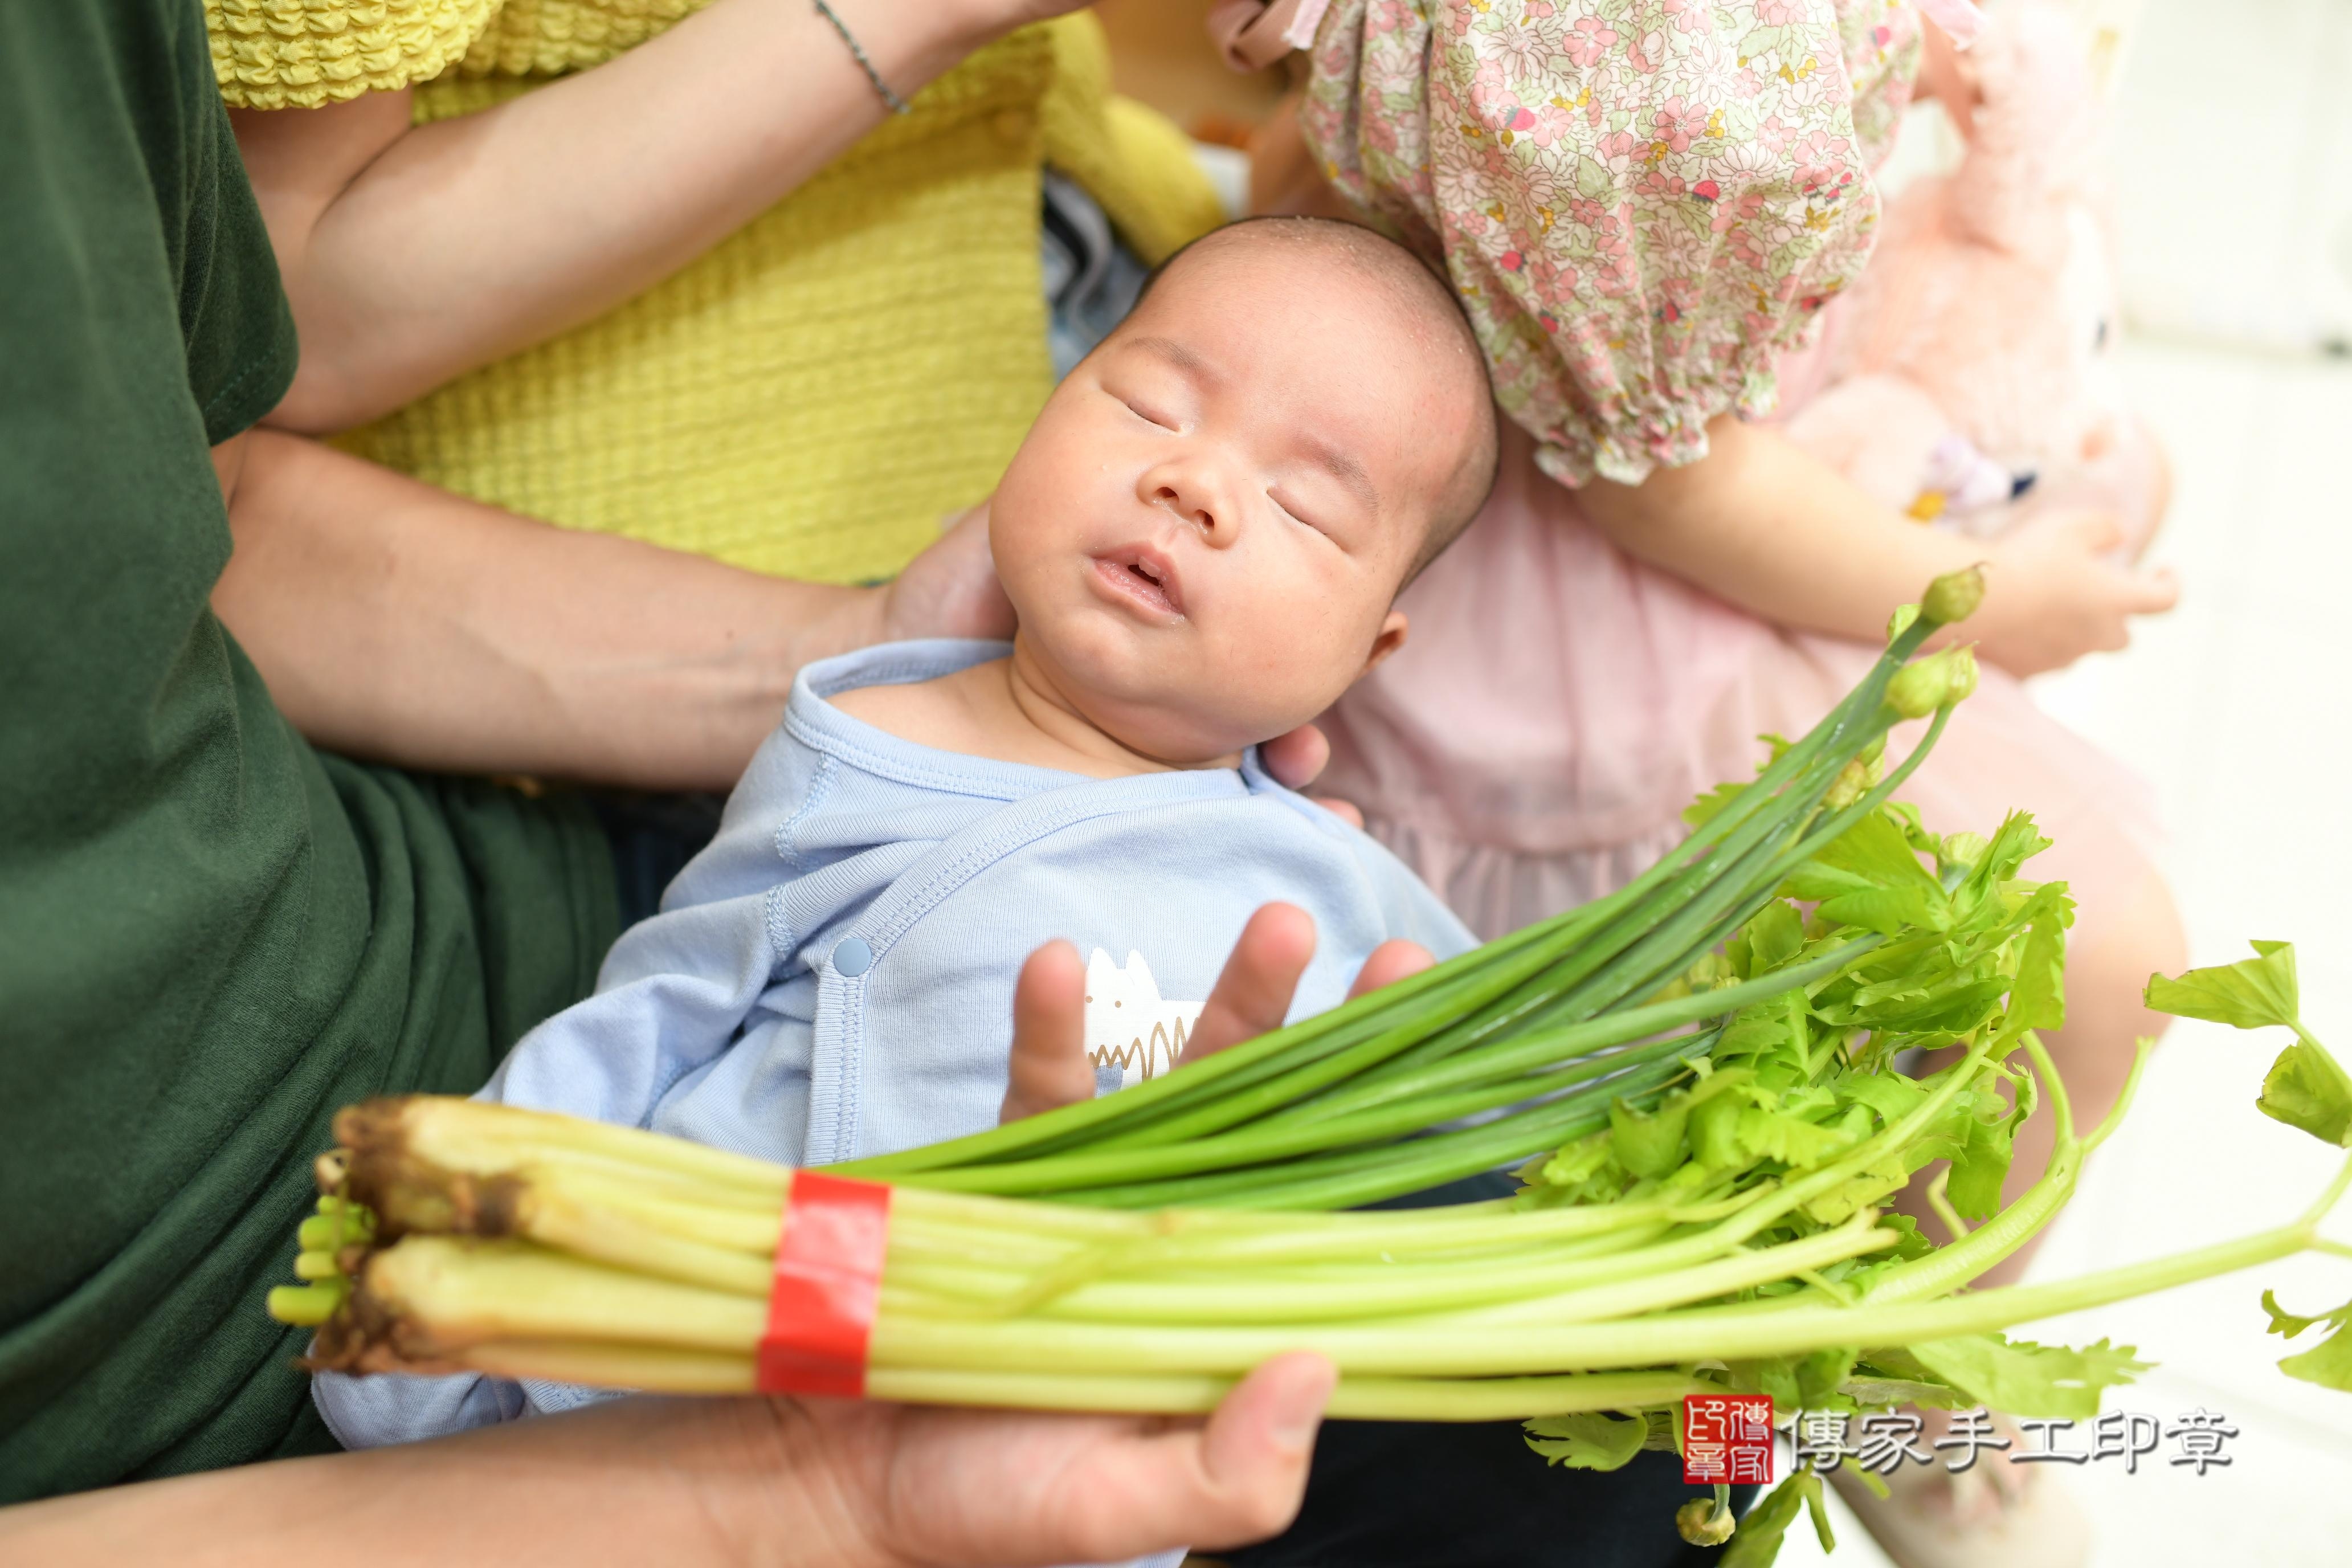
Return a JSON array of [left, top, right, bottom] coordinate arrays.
[[758, 1170, 891, 1398]]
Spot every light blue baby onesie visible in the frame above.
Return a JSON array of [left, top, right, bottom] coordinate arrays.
[[315, 639, 1477, 1480]]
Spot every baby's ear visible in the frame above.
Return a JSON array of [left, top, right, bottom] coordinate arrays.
[[1358, 610, 1409, 680]]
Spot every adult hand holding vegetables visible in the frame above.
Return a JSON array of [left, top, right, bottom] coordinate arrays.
[[0, 1354, 1337, 1568]]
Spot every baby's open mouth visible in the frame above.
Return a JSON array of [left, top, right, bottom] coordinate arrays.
[[1090, 547, 1185, 619]]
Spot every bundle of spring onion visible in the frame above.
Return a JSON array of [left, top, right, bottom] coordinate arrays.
[[271, 571, 2352, 1559]]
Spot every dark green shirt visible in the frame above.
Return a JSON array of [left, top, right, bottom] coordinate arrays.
[[0, 0, 618, 1500]]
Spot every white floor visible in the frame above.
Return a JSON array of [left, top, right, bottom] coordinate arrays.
[[1780, 3, 2352, 1562]]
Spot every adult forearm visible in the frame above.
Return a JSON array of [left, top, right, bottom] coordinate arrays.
[[2, 1358, 1330, 1567], [1581, 415, 1981, 643], [214, 432, 879, 791], [0, 1398, 873, 1568], [238, 0, 1043, 431]]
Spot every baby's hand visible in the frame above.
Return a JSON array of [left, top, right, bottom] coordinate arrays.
[[1972, 507, 2179, 677], [997, 907, 1433, 1124]]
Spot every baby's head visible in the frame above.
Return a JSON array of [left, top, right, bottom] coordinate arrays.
[[991, 217, 1498, 766]]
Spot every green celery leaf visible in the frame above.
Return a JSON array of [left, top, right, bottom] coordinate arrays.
[[2008, 1064, 2039, 1134], [2278, 1323, 2352, 1392], [2261, 1288, 2352, 1340], [1847, 976, 2010, 1035], [1884, 800, 1938, 856], [1906, 1334, 2149, 1419], [1785, 812, 1951, 936], [1840, 1070, 1929, 1129], [1871, 1083, 1976, 1176], [1959, 811, 2052, 909], [1529, 1130, 1623, 1203], [1690, 1090, 1749, 1171], [2144, 941, 2299, 1030], [1684, 1072, 1759, 1170], [1728, 1356, 1802, 1407], [1717, 997, 1808, 1079], [1726, 930, 1755, 981], [1798, 1152, 1910, 1224], [1687, 951, 1740, 993], [1781, 870, 1909, 938], [2142, 938, 2352, 1146], [1715, 1015, 1792, 1059], [1746, 901, 1806, 974], [1840, 1375, 1971, 1409], [1804, 1470, 1838, 1553], [1876, 1211, 1937, 1261], [1795, 1346, 1859, 1406], [2261, 1291, 2352, 1391], [1524, 1410, 1649, 1471], [2256, 1040, 2352, 1146], [2001, 883, 2074, 1038], [1843, 974, 1938, 1013], [1724, 1472, 1822, 1568], [1683, 778, 1747, 830], [1943, 1108, 2016, 1220], [1610, 1094, 1691, 1180], [1736, 1104, 1860, 1169], [1850, 1348, 1936, 1382], [1946, 1070, 2031, 1220], [1844, 942, 1981, 1010]]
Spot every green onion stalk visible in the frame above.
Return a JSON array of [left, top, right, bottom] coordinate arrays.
[[270, 571, 2352, 1562], [830, 577, 1992, 1211]]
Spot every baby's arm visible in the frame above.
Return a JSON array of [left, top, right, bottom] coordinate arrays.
[[1577, 413, 2178, 676]]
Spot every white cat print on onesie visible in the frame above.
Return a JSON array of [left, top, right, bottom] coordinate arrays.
[[1084, 949, 1204, 1093]]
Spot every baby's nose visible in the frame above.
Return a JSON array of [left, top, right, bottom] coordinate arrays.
[[1154, 481, 1226, 540]]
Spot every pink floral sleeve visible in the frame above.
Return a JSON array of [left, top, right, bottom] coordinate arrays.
[[1300, 0, 1922, 487]]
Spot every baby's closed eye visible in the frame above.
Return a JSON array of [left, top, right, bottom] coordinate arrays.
[[1268, 487, 1336, 540], [1119, 396, 1179, 430]]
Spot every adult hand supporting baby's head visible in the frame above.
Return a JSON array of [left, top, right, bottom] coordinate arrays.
[[1259, 724, 1365, 828], [874, 501, 1017, 647], [998, 905, 1433, 1124]]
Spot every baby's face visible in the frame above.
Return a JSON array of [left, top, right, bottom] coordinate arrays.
[[991, 243, 1472, 766]]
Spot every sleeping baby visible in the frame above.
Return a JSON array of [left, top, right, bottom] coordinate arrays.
[[317, 215, 1501, 1449]]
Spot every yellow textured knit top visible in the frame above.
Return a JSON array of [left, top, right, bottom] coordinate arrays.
[[206, 1, 1224, 583]]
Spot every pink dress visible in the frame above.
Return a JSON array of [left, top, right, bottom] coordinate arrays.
[[1319, 395, 2160, 942], [1296, 0, 2159, 940]]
